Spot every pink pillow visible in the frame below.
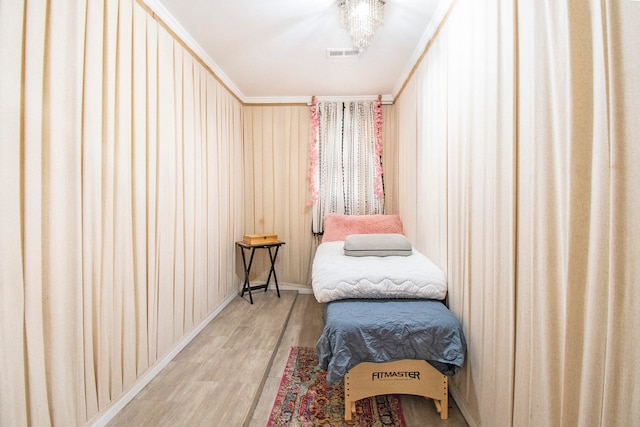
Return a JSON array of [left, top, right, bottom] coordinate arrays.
[[322, 214, 404, 242]]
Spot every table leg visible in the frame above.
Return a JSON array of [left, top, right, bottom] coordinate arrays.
[[239, 247, 256, 304], [264, 245, 281, 298]]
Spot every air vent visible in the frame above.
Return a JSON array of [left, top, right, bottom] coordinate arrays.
[[326, 48, 361, 58]]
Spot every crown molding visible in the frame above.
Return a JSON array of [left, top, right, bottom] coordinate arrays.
[[392, 0, 456, 99], [243, 96, 313, 105], [142, 0, 248, 102]]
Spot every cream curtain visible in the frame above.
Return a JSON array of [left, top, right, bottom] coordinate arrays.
[[514, 0, 640, 425], [395, 0, 640, 425], [396, 1, 516, 425], [380, 104, 398, 215], [0, 0, 244, 425], [242, 105, 313, 286], [445, 3, 517, 425]]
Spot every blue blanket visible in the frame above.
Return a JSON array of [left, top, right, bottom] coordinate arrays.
[[316, 299, 466, 385]]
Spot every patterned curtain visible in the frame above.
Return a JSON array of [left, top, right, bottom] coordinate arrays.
[[311, 101, 384, 234]]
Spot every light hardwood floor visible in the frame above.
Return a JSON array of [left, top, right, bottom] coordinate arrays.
[[107, 290, 469, 426]]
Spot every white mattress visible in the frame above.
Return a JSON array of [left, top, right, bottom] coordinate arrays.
[[311, 241, 447, 303]]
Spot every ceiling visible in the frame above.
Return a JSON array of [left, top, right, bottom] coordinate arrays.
[[145, 0, 449, 103]]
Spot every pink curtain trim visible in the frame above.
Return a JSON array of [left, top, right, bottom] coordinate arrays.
[[374, 98, 384, 200], [307, 98, 319, 206]]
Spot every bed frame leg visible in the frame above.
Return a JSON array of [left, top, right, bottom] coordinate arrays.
[[430, 395, 449, 420], [344, 400, 355, 420]]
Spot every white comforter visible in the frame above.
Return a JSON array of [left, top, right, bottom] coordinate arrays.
[[311, 241, 447, 303]]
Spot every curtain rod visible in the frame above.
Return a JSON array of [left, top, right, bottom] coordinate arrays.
[[308, 95, 393, 105]]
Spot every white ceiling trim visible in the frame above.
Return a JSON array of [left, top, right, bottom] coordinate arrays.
[[243, 96, 313, 105], [391, 0, 455, 98], [142, 0, 248, 101]]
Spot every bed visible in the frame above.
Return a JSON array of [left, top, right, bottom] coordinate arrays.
[[311, 214, 466, 420]]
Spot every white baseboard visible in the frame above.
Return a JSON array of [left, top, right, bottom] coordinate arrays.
[[278, 283, 313, 294], [88, 291, 237, 427]]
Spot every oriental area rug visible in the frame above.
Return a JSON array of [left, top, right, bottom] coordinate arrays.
[[267, 346, 406, 427]]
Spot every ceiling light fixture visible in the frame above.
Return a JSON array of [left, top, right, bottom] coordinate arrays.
[[338, 0, 385, 52]]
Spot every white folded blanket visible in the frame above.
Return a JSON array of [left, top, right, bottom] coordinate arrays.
[[312, 241, 447, 303]]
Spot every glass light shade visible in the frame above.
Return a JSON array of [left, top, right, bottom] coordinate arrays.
[[338, 0, 385, 52]]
